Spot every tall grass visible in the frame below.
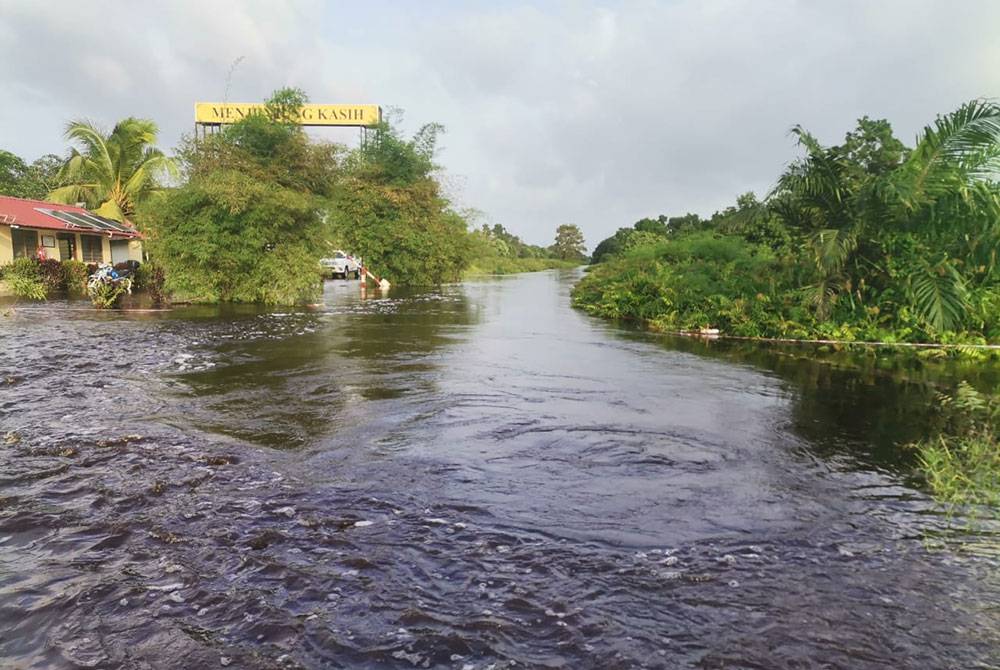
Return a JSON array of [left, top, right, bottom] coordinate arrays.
[[911, 382, 1000, 516]]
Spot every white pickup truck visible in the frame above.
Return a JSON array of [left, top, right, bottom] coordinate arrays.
[[320, 251, 361, 279]]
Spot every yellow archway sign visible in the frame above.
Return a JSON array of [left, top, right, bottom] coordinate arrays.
[[194, 102, 381, 127]]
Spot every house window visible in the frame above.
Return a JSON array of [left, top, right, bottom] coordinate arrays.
[[81, 235, 104, 263], [11, 228, 38, 258]]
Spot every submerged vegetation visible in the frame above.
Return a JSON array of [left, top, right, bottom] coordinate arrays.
[[912, 382, 1000, 516], [575, 101, 1000, 347]]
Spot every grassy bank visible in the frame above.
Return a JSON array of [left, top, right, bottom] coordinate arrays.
[[465, 256, 578, 276]]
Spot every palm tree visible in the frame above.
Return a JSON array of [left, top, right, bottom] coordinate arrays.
[[767, 100, 1000, 331], [887, 100, 1000, 331], [47, 118, 177, 221]]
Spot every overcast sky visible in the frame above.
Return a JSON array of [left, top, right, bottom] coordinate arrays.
[[1, 1, 999, 248]]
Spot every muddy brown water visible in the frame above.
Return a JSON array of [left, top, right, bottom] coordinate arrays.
[[1, 269, 998, 669]]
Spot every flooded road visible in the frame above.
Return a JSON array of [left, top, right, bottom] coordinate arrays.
[[1, 269, 998, 669]]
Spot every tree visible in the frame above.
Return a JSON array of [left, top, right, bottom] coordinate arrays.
[[633, 216, 669, 236], [23, 154, 65, 199], [48, 118, 177, 221], [553, 224, 586, 261], [142, 88, 333, 304], [0, 150, 29, 197], [0, 151, 66, 200], [767, 101, 1000, 330], [330, 120, 474, 285]]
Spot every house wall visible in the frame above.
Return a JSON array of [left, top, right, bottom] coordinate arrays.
[[0, 226, 142, 265], [0, 226, 11, 264], [39, 231, 61, 260]]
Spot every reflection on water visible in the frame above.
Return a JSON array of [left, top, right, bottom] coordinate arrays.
[[0, 271, 998, 669]]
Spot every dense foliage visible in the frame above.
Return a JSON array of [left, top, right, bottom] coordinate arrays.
[[576, 101, 1000, 345], [0, 151, 64, 200], [62, 260, 89, 294], [0, 257, 47, 300], [141, 89, 333, 304], [326, 122, 473, 285], [48, 118, 177, 221]]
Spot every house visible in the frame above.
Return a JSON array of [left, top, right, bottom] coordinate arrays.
[[0, 195, 143, 265]]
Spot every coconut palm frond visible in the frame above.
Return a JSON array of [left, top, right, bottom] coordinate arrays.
[[808, 228, 857, 275], [908, 260, 969, 331], [46, 183, 97, 206], [801, 274, 843, 320], [53, 116, 171, 220], [64, 121, 114, 177], [901, 100, 1000, 205], [93, 199, 126, 222]]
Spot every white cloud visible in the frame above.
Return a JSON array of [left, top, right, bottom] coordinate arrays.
[[1, 0, 999, 248]]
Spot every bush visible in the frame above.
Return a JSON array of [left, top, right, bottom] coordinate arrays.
[[133, 262, 167, 304], [329, 122, 474, 286], [572, 232, 786, 333], [911, 382, 1000, 516], [143, 173, 323, 304], [62, 260, 90, 293], [140, 89, 334, 305], [37, 259, 65, 292], [1, 257, 47, 300], [87, 272, 132, 308]]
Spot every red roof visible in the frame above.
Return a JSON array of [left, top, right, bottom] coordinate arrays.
[[0, 195, 141, 239]]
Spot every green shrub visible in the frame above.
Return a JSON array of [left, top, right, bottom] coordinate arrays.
[[62, 260, 90, 293], [37, 259, 65, 292], [1, 258, 47, 300], [133, 262, 167, 304], [87, 276, 132, 308], [143, 175, 323, 304], [140, 88, 336, 305], [572, 232, 785, 332], [910, 382, 1000, 515], [329, 122, 474, 286]]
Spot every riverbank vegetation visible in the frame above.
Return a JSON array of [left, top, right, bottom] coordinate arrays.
[[575, 101, 1000, 348], [911, 382, 1000, 516]]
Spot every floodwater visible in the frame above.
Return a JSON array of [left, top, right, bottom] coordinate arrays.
[[1, 269, 998, 669]]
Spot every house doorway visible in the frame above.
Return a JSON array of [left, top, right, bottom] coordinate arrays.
[[57, 233, 76, 262]]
